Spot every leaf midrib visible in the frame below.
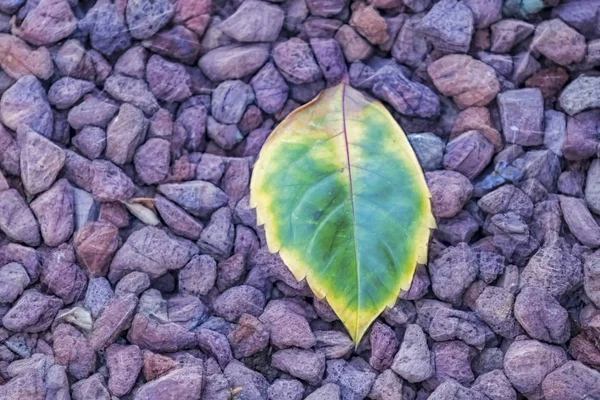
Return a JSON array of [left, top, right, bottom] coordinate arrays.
[[341, 83, 361, 339]]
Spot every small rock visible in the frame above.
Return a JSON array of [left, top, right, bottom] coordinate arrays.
[[135, 366, 203, 400], [154, 195, 203, 240], [306, 0, 345, 16], [106, 344, 143, 397], [391, 324, 434, 383], [72, 126, 106, 159], [2, 289, 62, 332], [228, 313, 269, 359], [428, 379, 488, 400], [349, 4, 388, 45], [68, 95, 119, 130], [146, 55, 192, 102], [220, 0, 284, 42], [212, 80, 255, 124], [430, 243, 478, 305], [41, 245, 87, 304], [324, 359, 377, 400], [53, 323, 96, 379], [490, 19, 534, 53], [407, 133, 445, 171], [84, 277, 114, 318], [260, 301, 316, 349], [268, 379, 304, 400], [368, 369, 403, 400], [392, 15, 428, 68], [314, 330, 354, 359], [108, 226, 198, 283], [463, 0, 501, 28], [497, 88, 544, 146], [134, 138, 171, 184], [443, 130, 494, 179], [115, 272, 151, 296], [426, 171, 473, 219], [30, 179, 73, 247], [79, 0, 131, 56], [274, 38, 323, 84], [199, 44, 270, 81], [475, 286, 517, 338], [214, 285, 265, 322], [542, 361, 600, 400], [305, 383, 341, 400], [418, 0, 474, 53], [48, 78, 96, 110], [532, 19, 586, 66], [0, 263, 30, 304], [198, 207, 235, 259], [224, 360, 269, 400], [559, 195, 600, 248], [472, 369, 516, 400], [106, 103, 148, 165], [196, 329, 233, 369], [559, 75, 600, 116], [428, 341, 475, 386], [72, 373, 110, 400], [104, 75, 159, 115], [91, 160, 135, 202], [478, 185, 533, 219], [335, 25, 373, 62], [272, 349, 326, 385], [369, 322, 398, 371], [310, 38, 347, 86], [558, 170, 584, 197], [16, 0, 76, 45], [89, 293, 138, 350], [19, 128, 66, 196], [158, 181, 228, 218], [525, 67, 569, 106], [503, 339, 566, 396], [74, 222, 120, 277], [2, 76, 53, 140], [514, 286, 570, 344], [428, 54, 500, 109], [179, 255, 216, 296], [0, 34, 53, 80], [0, 189, 41, 246], [143, 25, 200, 65], [126, 0, 175, 40]]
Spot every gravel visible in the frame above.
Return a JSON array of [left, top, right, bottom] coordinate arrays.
[[0, 0, 598, 398]]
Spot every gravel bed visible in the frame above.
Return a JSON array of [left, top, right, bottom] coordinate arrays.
[[0, 0, 600, 398]]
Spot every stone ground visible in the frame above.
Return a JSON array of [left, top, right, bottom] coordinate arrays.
[[0, 0, 600, 398]]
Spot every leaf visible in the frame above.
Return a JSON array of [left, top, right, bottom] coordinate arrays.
[[250, 83, 435, 344]]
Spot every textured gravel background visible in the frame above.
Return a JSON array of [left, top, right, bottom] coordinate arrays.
[[0, 0, 600, 398]]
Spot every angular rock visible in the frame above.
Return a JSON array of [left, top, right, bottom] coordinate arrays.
[[349, 3, 388, 45], [260, 301, 316, 349], [16, 0, 76, 46], [391, 324, 433, 383], [199, 44, 270, 81], [306, 0, 345, 16], [91, 160, 135, 202], [158, 181, 228, 218], [428, 341, 475, 387], [428, 55, 500, 109], [214, 285, 265, 322], [89, 293, 138, 350], [142, 25, 200, 65], [268, 379, 304, 400], [478, 185, 533, 219], [503, 340, 566, 396], [272, 349, 326, 385], [429, 379, 488, 400], [41, 245, 87, 304], [0, 34, 53, 80], [311, 38, 347, 86], [251, 62, 288, 115], [324, 359, 377, 400], [228, 313, 269, 359], [48, 78, 96, 110], [178, 255, 216, 295], [475, 286, 517, 338], [559, 195, 600, 248], [68, 95, 119, 130], [305, 383, 341, 400], [79, 0, 131, 56], [74, 222, 120, 277], [559, 75, 600, 116], [126, 0, 174, 40], [335, 25, 373, 62], [497, 88, 544, 146], [155, 196, 203, 240], [1, 76, 53, 139], [314, 330, 354, 359], [134, 138, 170, 185], [490, 19, 534, 53], [72, 373, 110, 400], [106, 103, 148, 165], [135, 366, 203, 400], [72, 126, 106, 159], [430, 243, 478, 305], [106, 344, 142, 397], [104, 75, 159, 115], [533, 19, 585, 66], [426, 171, 473, 219], [221, 0, 284, 42], [212, 80, 255, 124], [408, 133, 445, 171], [30, 179, 73, 247], [0, 189, 40, 246], [224, 360, 269, 400], [146, 55, 192, 102], [418, 0, 474, 53], [542, 361, 600, 400], [443, 130, 494, 179], [514, 286, 570, 344], [53, 323, 96, 379], [108, 226, 198, 283], [2, 289, 62, 332], [198, 207, 234, 259], [274, 38, 322, 84], [0, 263, 30, 304], [369, 322, 398, 371]]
